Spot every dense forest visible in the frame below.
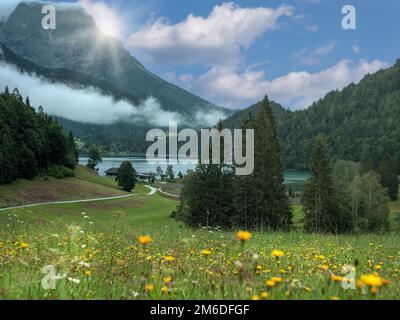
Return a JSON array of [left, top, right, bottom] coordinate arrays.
[[0, 87, 78, 184], [224, 59, 400, 172]]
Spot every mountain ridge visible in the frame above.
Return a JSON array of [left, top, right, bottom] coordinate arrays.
[[223, 59, 400, 170], [0, 1, 231, 117]]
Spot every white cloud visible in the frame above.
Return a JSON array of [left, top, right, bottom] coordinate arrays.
[[188, 59, 387, 110], [0, 62, 183, 126], [126, 2, 293, 66], [293, 42, 336, 66]]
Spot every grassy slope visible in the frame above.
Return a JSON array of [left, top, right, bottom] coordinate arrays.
[[0, 166, 127, 208], [0, 186, 399, 299], [0, 172, 399, 299]]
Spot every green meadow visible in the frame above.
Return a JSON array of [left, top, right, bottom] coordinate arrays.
[[0, 168, 399, 300]]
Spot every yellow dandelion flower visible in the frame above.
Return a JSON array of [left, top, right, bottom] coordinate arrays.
[[272, 250, 284, 257], [271, 277, 282, 283], [164, 255, 175, 262], [20, 242, 28, 249], [200, 249, 212, 256], [266, 280, 276, 288], [236, 230, 252, 242], [330, 296, 340, 300], [251, 295, 259, 300], [145, 284, 154, 292], [84, 270, 92, 277], [331, 274, 343, 282], [360, 274, 383, 287], [138, 236, 151, 246], [321, 265, 329, 271], [161, 286, 169, 294], [374, 265, 382, 270], [261, 291, 268, 299], [164, 277, 172, 283]]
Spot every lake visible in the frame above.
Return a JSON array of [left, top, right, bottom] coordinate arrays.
[[79, 157, 310, 190]]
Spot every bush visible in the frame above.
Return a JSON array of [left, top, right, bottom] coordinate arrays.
[[47, 165, 75, 179]]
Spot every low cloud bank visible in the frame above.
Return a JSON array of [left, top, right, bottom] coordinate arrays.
[[0, 62, 186, 127]]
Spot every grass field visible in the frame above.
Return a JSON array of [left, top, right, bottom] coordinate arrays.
[[0, 166, 126, 208], [0, 171, 399, 300]]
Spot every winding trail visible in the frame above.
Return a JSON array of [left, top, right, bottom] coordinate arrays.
[[145, 185, 158, 195], [0, 185, 159, 212], [0, 194, 135, 212]]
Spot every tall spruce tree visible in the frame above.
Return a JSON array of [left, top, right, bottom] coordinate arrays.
[[64, 132, 79, 169], [302, 134, 341, 233], [179, 121, 235, 228], [252, 96, 291, 230], [233, 112, 257, 229]]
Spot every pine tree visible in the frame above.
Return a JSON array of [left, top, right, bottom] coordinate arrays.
[[302, 134, 341, 233], [64, 132, 78, 169], [0, 123, 18, 184], [252, 96, 291, 230], [116, 161, 137, 192], [233, 112, 257, 229], [17, 143, 38, 180], [378, 154, 399, 201], [178, 121, 235, 229]]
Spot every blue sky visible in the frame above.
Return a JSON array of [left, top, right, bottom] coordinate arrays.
[[3, 0, 400, 110]]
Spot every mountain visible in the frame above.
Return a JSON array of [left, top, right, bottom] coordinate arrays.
[[224, 60, 400, 170], [0, 1, 231, 119]]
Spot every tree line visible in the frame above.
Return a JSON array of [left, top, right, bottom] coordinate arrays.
[[176, 96, 397, 233], [0, 87, 78, 184]]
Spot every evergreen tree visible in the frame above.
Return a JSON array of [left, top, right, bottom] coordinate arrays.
[[166, 165, 175, 180], [87, 145, 102, 170], [177, 171, 184, 180], [64, 132, 78, 169], [116, 161, 137, 192], [0, 123, 17, 184], [302, 135, 341, 233], [178, 121, 235, 228], [48, 122, 68, 165], [249, 96, 291, 230], [378, 154, 399, 201], [17, 143, 38, 180], [232, 112, 257, 229]]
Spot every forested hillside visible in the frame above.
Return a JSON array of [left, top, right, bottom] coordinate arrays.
[[224, 59, 400, 171], [0, 87, 78, 184]]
